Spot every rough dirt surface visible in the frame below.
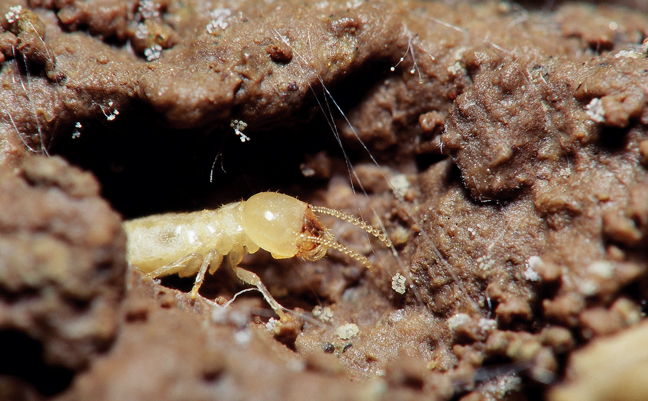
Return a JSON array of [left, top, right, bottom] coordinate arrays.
[[1, 0, 647, 400], [0, 156, 126, 396]]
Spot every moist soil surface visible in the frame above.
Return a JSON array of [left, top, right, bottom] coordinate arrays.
[[1, 0, 648, 400]]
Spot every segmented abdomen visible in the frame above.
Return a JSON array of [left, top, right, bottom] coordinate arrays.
[[123, 202, 259, 272]]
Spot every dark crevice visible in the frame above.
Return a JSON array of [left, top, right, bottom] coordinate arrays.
[[0, 330, 75, 396]]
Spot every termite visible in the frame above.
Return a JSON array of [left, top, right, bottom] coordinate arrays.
[[123, 192, 392, 320]]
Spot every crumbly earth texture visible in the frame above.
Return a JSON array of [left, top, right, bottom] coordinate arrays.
[[0, 156, 126, 397], [1, 0, 647, 400]]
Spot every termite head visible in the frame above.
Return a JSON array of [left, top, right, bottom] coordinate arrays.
[[241, 192, 326, 260], [296, 207, 335, 261], [242, 192, 390, 269]]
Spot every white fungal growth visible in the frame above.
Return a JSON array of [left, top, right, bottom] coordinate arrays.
[[389, 174, 410, 198], [478, 318, 497, 333], [614, 50, 641, 59], [138, 0, 160, 19], [5, 5, 22, 23], [391, 273, 407, 294], [336, 323, 359, 340], [447, 313, 471, 330], [265, 317, 279, 331], [588, 260, 615, 278], [481, 373, 522, 399], [477, 255, 495, 271], [300, 165, 316, 177], [390, 36, 423, 83], [72, 122, 82, 139], [312, 305, 334, 322], [95, 100, 120, 121], [388, 309, 406, 323], [230, 119, 250, 142], [277, 33, 290, 45], [346, 0, 363, 9], [578, 279, 599, 296], [135, 23, 149, 39], [523, 256, 542, 281], [447, 61, 464, 75], [145, 44, 163, 61], [585, 98, 605, 123], [206, 8, 232, 34]]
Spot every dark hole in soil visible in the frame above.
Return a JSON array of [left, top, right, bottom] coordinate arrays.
[[0, 330, 74, 396]]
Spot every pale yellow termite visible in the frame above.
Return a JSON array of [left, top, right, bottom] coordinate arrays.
[[123, 192, 392, 320]]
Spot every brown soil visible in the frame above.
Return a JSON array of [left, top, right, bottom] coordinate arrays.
[[1, 0, 647, 400]]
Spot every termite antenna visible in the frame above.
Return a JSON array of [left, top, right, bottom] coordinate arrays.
[[299, 234, 373, 269], [309, 205, 392, 247]]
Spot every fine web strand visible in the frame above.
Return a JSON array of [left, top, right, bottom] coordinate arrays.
[[18, 49, 48, 156], [11, 49, 49, 156], [293, 19, 500, 313], [268, 8, 540, 313], [9, 17, 66, 156], [273, 27, 395, 264], [4, 102, 39, 153], [271, 28, 426, 304], [390, 34, 423, 84]]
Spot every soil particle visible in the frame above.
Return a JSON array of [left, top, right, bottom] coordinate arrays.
[[543, 293, 586, 327], [54, 0, 136, 42], [578, 297, 642, 339], [556, 3, 648, 51], [539, 326, 576, 355]]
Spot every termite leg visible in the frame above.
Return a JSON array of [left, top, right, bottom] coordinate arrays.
[[190, 249, 223, 299], [234, 266, 288, 321]]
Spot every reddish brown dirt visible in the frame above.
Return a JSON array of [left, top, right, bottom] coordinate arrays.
[[1, 0, 647, 400], [0, 156, 126, 396]]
